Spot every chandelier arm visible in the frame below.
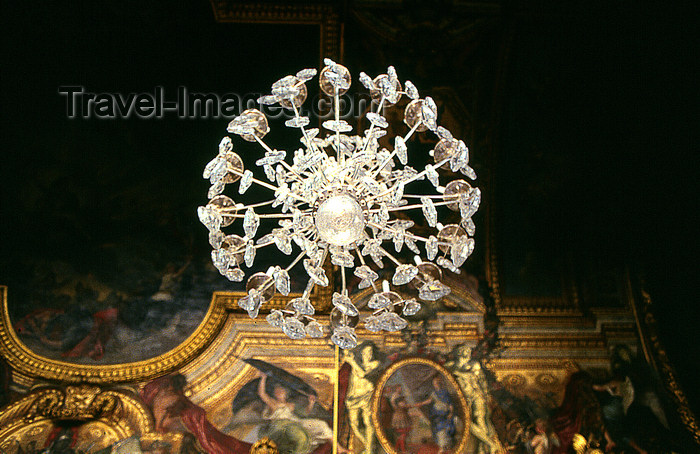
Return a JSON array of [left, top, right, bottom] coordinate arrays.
[[252, 135, 305, 183], [340, 262, 347, 294], [317, 245, 329, 268], [385, 199, 455, 212], [366, 156, 452, 203], [291, 102, 330, 171], [285, 250, 307, 272], [221, 212, 294, 219], [370, 148, 398, 180], [403, 119, 421, 142], [370, 121, 420, 180], [226, 167, 310, 204], [402, 194, 457, 199], [359, 96, 386, 156], [302, 278, 315, 298], [378, 246, 402, 267], [403, 231, 451, 248], [333, 88, 344, 166], [219, 199, 277, 212]]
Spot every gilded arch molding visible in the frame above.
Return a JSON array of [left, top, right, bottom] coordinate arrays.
[[0, 286, 232, 384]]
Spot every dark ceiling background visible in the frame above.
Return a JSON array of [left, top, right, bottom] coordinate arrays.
[[1, 0, 698, 411]]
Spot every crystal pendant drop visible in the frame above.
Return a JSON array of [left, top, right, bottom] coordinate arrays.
[[368, 293, 392, 310], [283, 318, 307, 340], [418, 280, 451, 301], [426, 235, 439, 260], [303, 259, 329, 287], [378, 312, 408, 332], [244, 240, 256, 267], [305, 321, 324, 338], [272, 266, 291, 295], [243, 208, 259, 237], [331, 327, 358, 350], [266, 309, 284, 328], [332, 292, 359, 317], [392, 264, 418, 285], [402, 299, 421, 316], [225, 268, 245, 282], [291, 296, 315, 316], [354, 265, 379, 290], [364, 315, 382, 332]]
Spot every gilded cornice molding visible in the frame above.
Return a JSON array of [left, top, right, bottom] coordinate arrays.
[[0, 286, 229, 384], [209, 1, 341, 62]]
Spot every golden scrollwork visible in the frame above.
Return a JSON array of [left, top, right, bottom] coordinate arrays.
[[0, 384, 155, 451], [502, 373, 527, 388], [372, 357, 470, 454], [250, 437, 279, 454]]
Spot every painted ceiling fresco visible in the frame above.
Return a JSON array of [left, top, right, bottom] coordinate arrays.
[[0, 1, 698, 453]]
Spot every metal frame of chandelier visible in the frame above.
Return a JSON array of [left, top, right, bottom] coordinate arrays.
[[198, 58, 480, 349]]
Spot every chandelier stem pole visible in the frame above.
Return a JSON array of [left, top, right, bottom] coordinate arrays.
[[333, 344, 339, 454], [341, 264, 347, 293]]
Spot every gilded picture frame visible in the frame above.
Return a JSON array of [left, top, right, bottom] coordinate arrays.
[[372, 357, 470, 454]]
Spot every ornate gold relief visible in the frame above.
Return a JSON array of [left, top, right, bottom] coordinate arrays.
[[634, 285, 700, 446], [250, 437, 279, 454], [0, 384, 156, 451], [209, 1, 341, 63], [0, 286, 229, 384]]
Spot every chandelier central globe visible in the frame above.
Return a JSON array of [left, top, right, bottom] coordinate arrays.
[[315, 194, 366, 246]]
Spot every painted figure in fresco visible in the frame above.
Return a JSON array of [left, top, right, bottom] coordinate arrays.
[[414, 376, 457, 454], [526, 418, 560, 454], [551, 371, 605, 454], [151, 259, 191, 302], [389, 386, 413, 452], [15, 283, 121, 361], [140, 373, 252, 454], [447, 344, 502, 454], [256, 373, 335, 454], [342, 341, 381, 454], [228, 359, 338, 454], [40, 428, 76, 454]]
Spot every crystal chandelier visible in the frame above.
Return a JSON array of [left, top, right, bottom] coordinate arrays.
[[198, 59, 480, 349]]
